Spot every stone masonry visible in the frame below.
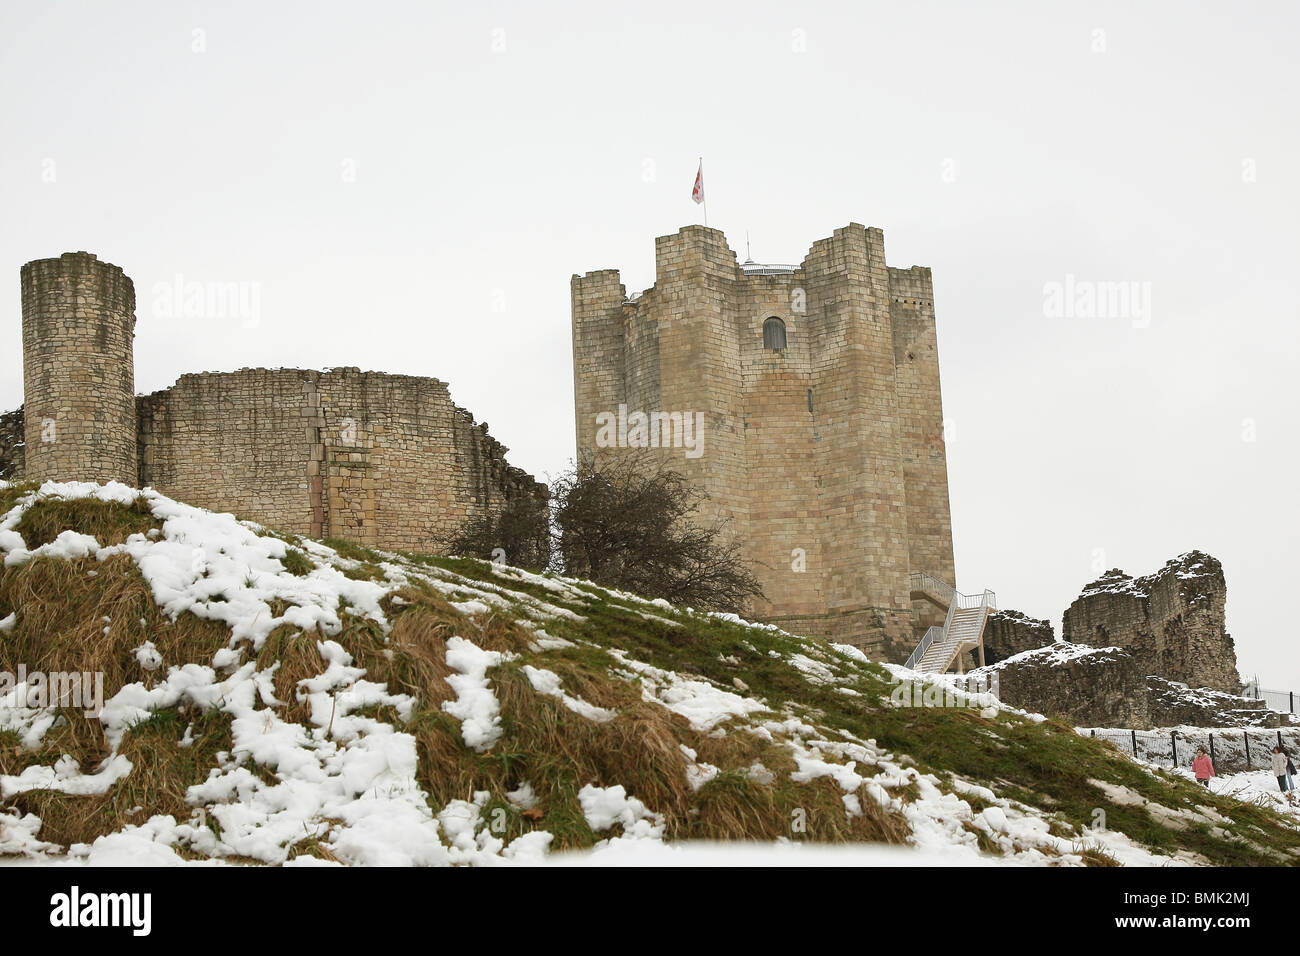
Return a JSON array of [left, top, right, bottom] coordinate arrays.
[[7, 253, 546, 557], [971, 644, 1282, 730], [136, 367, 543, 553], [967, 551, 1254, 728], [1062, 551, 1239, 694], [974, 644, 1152, 727], [0, 407, 22, 481], [571, 224, 956, 660], [21, 253, 137, 485], [979, 609, 1055, 666]]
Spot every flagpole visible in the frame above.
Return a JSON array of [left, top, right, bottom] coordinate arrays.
[[701, 157, 708, 227], [692, 157, 708, 228]]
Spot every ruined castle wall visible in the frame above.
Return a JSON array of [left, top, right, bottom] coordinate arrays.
[[889, 266, 956, 588], [139, 367, 545, 554], [979, 609, 1055, 666], [974, 645, 1152, 728], [22, 252, 136, 485], [314, 368, 544, 553], [138, 369, 316, 533], [1062, 552, 1240, 693], [0, 407, 23, 482], [975, 643, 1274, 730]]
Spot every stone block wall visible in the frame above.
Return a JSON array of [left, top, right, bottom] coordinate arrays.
[[889, 266, 956, 587], [137, 367, 545, 554], [138, 369, 317, 534]]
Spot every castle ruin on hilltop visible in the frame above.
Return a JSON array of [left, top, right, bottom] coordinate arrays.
[[2, 251, 546, 555], [572, 224, 980, 661]]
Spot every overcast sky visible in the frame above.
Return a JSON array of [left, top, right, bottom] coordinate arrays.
[[2, 1, 1296, 687]]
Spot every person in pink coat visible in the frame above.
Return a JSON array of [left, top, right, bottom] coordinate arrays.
[[1192, 747, 1215, 787]]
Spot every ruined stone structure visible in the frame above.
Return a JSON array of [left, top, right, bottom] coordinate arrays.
[[968, 551, 1253, 728], [972, 645, 1282, 731], [976, 644, 1153, 727], [0, 407, 22, 482], [978, 609, 1055, 666], [572, 224, 956, 659], [5, 252, 546, 555], [1063, 552, 1239, 694]]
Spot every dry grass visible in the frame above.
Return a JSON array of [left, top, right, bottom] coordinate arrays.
[[1073, 841, 1123, 867], [10, 706, 232, 847], [0, 495, 932, 858], [0, 553, 231, 765]]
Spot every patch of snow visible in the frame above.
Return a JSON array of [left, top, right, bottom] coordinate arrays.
[[441, 637, 511, 752]]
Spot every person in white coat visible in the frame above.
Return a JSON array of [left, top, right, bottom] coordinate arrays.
[[1271, 746, 1291, 794]]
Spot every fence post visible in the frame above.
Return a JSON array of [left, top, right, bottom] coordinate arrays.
[[1091, 729, 1095, 738], [1171, 731, 1179, 768], [1244, 732, 1251, 770], [1291, 691, 1294, 715], [1131, 730, 1138, 757], [1209, 733, 1215, 766], [1279, 730, 1284, 750]]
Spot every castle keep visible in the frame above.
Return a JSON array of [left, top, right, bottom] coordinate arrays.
[[4, 252, 545, 554], [572, 224, 960, 660]]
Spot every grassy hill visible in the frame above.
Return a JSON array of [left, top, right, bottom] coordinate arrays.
[[1, 479, 1298, 866]]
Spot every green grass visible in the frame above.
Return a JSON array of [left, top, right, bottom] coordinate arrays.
[[279, 547, 314, 577], [417, 551, 1300, 865]]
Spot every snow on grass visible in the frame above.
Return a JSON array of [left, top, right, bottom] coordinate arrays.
[[1, 480, 1295, 867], [522, 665, 615, 723], [1, 755, 133, 798], [441, 637, 512, 753], [578, 784, 665, 840], [610, 649, 767, 732]]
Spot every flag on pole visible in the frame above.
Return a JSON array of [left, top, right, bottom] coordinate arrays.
[[691, 160, 705, 205]]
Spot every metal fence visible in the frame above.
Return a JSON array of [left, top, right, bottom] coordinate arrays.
[[1085, 727, 1300, 774], [1243, 681, 1299, 716]]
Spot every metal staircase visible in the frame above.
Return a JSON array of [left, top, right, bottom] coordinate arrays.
[[903, 572, 997, 675]]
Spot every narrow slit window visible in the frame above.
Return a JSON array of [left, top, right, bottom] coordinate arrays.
[[763, 317, 787, 350]]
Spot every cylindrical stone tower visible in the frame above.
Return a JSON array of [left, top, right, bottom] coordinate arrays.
[[21, 251, 137, 485]]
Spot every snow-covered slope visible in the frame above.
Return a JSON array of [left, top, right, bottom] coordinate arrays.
[[1, 480, 1298, 866]]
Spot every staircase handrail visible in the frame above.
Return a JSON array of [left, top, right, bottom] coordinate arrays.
[[908, 571, 956, 606], [904, 625, 944, 671]]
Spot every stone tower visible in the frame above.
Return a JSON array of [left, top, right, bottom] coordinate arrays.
[[21, 252, 137, 485], [571, 224, 956, 660]]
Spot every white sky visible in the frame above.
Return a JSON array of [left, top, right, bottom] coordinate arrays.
[[2, 1, 1296, 687]]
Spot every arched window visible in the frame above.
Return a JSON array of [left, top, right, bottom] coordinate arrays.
[[762, 317, 787, 350]]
